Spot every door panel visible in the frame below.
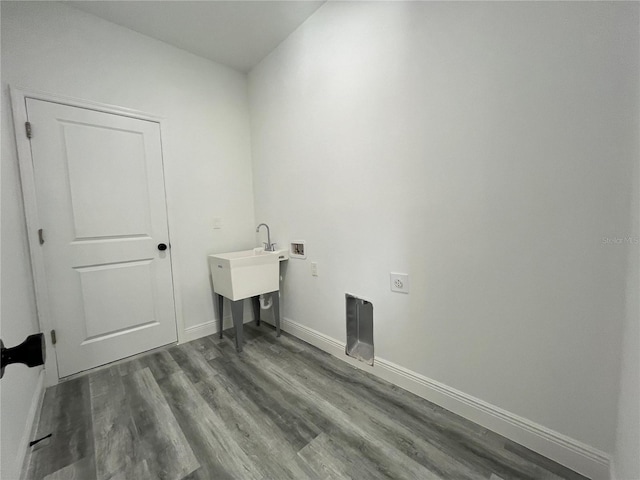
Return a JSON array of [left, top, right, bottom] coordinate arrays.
[[63, 122, 152, 239], [26, 99, 177, 378], [77, 260, 157, 340]]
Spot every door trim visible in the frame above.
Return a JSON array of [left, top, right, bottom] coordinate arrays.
[[9, 86, 185, 386]]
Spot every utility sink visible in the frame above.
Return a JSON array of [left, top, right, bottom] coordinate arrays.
[[208, 248, 288, 301]]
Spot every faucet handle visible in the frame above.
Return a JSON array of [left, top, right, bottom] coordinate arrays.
[[263, 242, 277, 252]]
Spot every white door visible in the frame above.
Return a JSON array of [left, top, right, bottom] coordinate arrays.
[[26, 99, 177, 378]]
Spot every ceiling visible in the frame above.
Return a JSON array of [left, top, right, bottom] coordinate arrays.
[[67, 1, 325, 73]]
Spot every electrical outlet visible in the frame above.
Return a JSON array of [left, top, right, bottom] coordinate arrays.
[[390, 273, 409, 293], [311, 262, 318, 277]]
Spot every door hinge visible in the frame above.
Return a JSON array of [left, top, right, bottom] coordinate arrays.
[[38, 228, 45, 245], [50, 330, 57, 345], [25, 122, 32, 139]]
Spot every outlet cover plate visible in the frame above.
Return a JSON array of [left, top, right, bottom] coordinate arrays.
[[390, 273, 409, 294]]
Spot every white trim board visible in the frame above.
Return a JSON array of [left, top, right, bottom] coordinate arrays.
[[17, 369, 46, 480], [181, 312, 257, 344], [280, 316, 611, 480], [182, 320, 220, 344]]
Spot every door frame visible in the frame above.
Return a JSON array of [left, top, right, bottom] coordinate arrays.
[[9, 86, 185, 387]]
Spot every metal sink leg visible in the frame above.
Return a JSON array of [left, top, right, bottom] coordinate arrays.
[[230, 299, 244, 352]]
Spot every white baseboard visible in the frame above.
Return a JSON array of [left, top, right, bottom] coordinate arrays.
[[18, 369, 46, 480], [281, 317, 610, 480], [181, 312, 256, 344], [182, 319, 219, 343]]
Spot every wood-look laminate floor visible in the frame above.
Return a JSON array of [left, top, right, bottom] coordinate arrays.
[[25, 323, 588, 480]]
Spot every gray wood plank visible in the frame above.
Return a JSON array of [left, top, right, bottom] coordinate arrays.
[[298, 432, 388, 480], [221, 342, 437, 479], [116, 356, 145, 377], [256, 331, 565, 480], [195, 371, 319, 479], [32, 385, 59, 439], [137, 350, 182, 381], [165, 337, 318, 478], [238, 345, 441, 480], [188, 336, 222, 362], [246, 339, 485, 480], [123, 368, 200, 480], [167, 343, 216, 384], [89, 365, 138, 480], [208, 355, 324, 450], [24, 385, 58, 480], [27, 377, 94, 480], [42, 456, 96, 480], [107, 460, 153, 480], [158, 371, 263, 480]]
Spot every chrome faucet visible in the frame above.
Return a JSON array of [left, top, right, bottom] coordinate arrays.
[[256, 223, 275, 251]]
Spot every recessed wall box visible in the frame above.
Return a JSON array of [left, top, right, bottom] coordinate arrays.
[[345, 294, 374, 366], [290, 241, 306, 259]]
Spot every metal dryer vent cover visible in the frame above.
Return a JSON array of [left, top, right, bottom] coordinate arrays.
[[345, 293, 374, 365]]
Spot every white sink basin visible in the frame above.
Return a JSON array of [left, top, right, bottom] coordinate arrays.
[[208, 248, 286, 301]]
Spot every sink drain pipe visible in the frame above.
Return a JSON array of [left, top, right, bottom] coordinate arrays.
[[259, 294, 273, 310]]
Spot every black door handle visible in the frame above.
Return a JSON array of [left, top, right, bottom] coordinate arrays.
[[158, 243, 168, 251]]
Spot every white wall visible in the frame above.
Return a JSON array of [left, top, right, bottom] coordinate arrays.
[[2, 0, 256, 332], [249, 0, 639, 463], [1, 2, 255, 475], [612, 23, 640, 477], [612, 178, 640, 480], [0, 150, 43, 478]]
